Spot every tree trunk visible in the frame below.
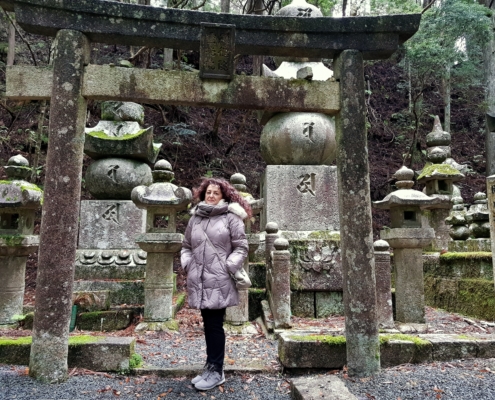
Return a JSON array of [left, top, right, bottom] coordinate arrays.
[[249, 0, 264, 76], [6, 13, 15, 66], [221, 0, 230, 13], [483, 0, 495, 175], [443, 65, 451, 133]]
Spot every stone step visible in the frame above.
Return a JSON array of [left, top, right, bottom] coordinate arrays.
[[0, 336, 136, 371], [290, 375, 358, 400], [278, 331, 495, 369]]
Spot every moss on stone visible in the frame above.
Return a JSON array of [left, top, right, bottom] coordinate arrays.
[[87, 129, 146, 140], [0, 234, 24, 246], [456, 334, 478, 341], [289, 334, 346, 346], [307, 231, 341, 240], [379, 334, 430, 348], [0, 335, 102, 346], [440, 252, 492, 262], [129, 353, 143, 369], [68, 335, 104, 345], [0, 337, 32, 346], [417, 163, 462, 180]]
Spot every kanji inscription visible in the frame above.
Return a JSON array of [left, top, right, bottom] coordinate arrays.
[[199, 23, 235, 80], [297, 173, 316, 196]]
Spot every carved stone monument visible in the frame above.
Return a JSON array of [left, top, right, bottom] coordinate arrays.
[[131, 160, 191, 331], [74, 101, 161, 307], [374, 166, 439, 323], [419, 117, 465, 251], [259, 0, 341, 319], [0, 155, 42, 326]]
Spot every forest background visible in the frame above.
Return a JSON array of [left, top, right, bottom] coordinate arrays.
[[0, 0, 492, 267]]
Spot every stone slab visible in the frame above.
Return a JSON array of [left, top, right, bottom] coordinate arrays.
[[7, 65, 340, 114], [418, 334, 478, 361], [76, 310, 135, 331], [73, 280, 144, 306], [261, 165, 340, 231], [0, 336, 135, 371], [3, 0, 420, 59], [278, 332, 495, 369], [448, 238, 492, 253], [278, 331, 346, 369], [78, 200, 146, 249], [291, 376, 358, 400]]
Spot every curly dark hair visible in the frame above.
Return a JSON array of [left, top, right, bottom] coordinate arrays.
[[193, 177, 252, 218]]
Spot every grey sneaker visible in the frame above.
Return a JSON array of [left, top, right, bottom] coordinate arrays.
[[191, 363, 211, 385], [194, 369, 225, 391]]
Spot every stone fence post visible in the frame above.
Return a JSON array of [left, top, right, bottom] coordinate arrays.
[[264, 222, 279, 292], [269, 238, 291, 329], [373, 240, 394, 329]]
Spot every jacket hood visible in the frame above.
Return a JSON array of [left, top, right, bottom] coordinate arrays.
[[190, 199, 248, 220]]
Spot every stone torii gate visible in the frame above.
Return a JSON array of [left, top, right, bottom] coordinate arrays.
[[1, 0, 420, 382]]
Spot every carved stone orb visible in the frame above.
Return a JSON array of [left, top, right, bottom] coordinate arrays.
[[260, 112, 336, 165], [85, 157, 152, 200]]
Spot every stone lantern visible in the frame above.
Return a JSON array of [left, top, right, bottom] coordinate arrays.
[[374, 166, 440, 323], [417, 154, 464, 251], [131, 160, 191, 330], [0, 155, 43, 326]]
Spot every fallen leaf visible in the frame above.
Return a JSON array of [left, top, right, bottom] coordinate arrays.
[[219, 386, 224, 393]]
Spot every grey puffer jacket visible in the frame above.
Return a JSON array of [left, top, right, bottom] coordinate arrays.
[[181, 200, 249, 309]]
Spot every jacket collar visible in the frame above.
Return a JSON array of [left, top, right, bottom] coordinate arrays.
[[190, 199, 248, 220]]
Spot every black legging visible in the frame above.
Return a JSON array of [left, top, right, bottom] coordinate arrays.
[[200, 308, 226, 372]]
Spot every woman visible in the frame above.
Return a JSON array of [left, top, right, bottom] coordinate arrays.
[[181, 177, 251, 391]]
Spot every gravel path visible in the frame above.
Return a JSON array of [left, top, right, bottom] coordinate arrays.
[[342, 358, 495, 400], [0, 365, 291, 399]]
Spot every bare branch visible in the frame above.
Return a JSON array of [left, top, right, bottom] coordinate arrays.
[[2, 9, 38, 66]]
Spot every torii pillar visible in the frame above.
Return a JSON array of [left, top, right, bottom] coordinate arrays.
[[335, 50, 380, 376], [29, 30, 89, 383]]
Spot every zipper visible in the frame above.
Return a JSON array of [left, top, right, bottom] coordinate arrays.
[[199, 218, 210, 308]]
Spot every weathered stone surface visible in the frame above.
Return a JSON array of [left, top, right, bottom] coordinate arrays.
[[448, 238, 491, 252], [101, 101, 144, 124], [421, 208, 451, 251], [76, 310, 134, 331], [334, 49, 379, 377], [291, 375, 358, 400], [419, 334, 478, 361], [85, 158, 153, 200], [424, 252, 493, 280], [0, 256, 27, 324], [289, 238, 342, 291], [260, 112, 336, 165], [380, 338, 432, 367], [261, 165, 339, 231], [75, 249, 146, 280], [267, 238, 291, 328], [374, 240, 394, 328], [248, 262, 266, 289], [4, 0, 420, 59], [78, 200, 146, 249], [291, 291, 314, 318], [2, 336, 135, 371], [85, 124, 161, 163], [6, 66, 341, 114], [278, 331, 346, 369], [73, 280, 144, 306], [315, 292, 343, 317], [29, 29, 90, 384]]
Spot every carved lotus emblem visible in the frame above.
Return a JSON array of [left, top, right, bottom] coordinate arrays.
[[299, 246, 340, 273]]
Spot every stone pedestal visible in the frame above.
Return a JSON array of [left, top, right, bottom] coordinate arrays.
[[421, 208, 451, 251], [268, 238, 291, 328], [261, 165, 339, 232], [135, 234, 182, 325], [381, 228, 435, 323]]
